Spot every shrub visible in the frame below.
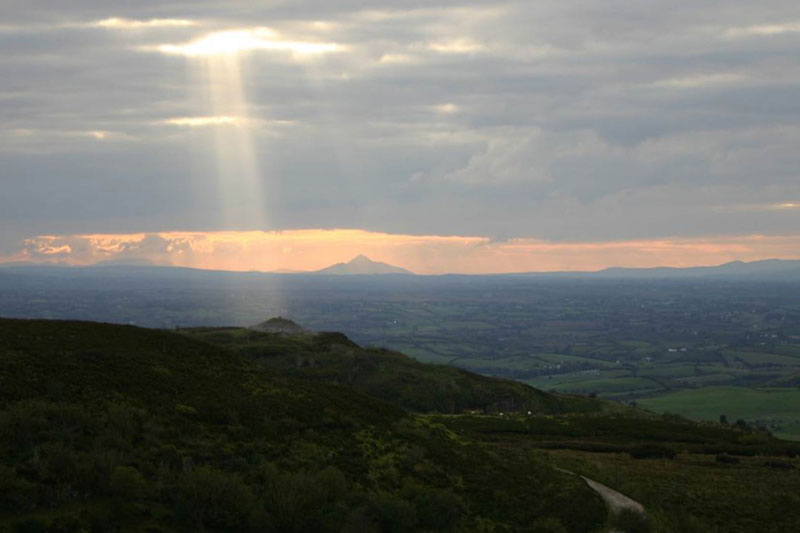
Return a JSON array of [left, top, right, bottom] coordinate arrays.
[[629, 444, 676, 460], [109, 465, 146, 500], [261, 467, 349, 532], [530, 517, 568, 533], [45, 514, 87, 533], [174, 466, 256, 531], [613, 509, 652, 533], [763, 460, 794, 470], [10, 519, 45, 533], [0, 465, 37, 512], [401, 480, 464, 530], [34, 442, 79, 484], [364, 491, 417, 533]]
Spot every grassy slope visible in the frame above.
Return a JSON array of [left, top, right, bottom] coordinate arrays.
[[433, 413, 800, 533], [0, 318, 605, 532], [184, 326, 800, 531], [548, 450, 800, 533]]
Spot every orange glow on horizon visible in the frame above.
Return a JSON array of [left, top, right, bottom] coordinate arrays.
[[6, 229, 800, 274]]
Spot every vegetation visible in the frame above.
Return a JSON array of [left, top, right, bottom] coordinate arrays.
[[431, 413, 800, 532], [433, 411, 800, 456], [2, 316, 800, 531], [0, 318, 606, 532], [4, 272, 800, 437], [547, 450, 800, 533], [182, 325, 606, 416], [637, 387, 800, 440]]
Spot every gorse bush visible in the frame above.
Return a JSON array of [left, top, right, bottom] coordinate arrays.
[[629, 444, 677, 460], [613, 509, 652, 533], [0, 465, 36, 512], [174, 466, 256, 531]]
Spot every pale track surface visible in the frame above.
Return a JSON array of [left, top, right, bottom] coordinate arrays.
[[581, 475, 645, 515], [554, 467, 646, 532]]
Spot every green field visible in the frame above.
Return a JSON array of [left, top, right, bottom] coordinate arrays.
[[525, 373, 661, 395], [639, 387, 800, 440], [532, 352, 618, 367], [451, 355, 544, 371], [722, 350, 800, 367]]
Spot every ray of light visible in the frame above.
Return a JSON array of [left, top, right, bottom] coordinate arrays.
[[92, 17, 196, 29], [198, 51, 266, 230]]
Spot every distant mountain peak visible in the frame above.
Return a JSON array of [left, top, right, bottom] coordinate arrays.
[[314, 255, 413, 275], [593, 258, 800, 279]]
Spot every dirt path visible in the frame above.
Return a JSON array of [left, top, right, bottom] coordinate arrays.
[[581, 475, 645, 515], [555, 467, 646, 532]]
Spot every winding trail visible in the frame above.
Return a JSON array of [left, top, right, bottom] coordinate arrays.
[[581, 475, 645, 515], [555, 467, 646, 532]]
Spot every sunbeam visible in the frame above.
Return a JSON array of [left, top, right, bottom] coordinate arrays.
[[200, 51, 265, 229], [152, 27, 342, 231]]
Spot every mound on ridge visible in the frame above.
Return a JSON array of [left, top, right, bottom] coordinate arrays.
[[185, 323, 608, 416]]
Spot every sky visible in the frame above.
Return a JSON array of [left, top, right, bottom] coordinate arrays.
[[1, 1, 799, 273]]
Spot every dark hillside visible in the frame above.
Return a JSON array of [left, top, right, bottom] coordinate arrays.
[[430, 412, 800, 532], [0, 318, 605, 532], [183, 326, 607, 415]]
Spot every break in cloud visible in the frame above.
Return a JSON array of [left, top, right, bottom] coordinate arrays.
[[8, 230, 800, 274], [1, 1, 799, 272]]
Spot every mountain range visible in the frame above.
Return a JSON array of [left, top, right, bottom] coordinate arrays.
[[1, 258, 799, 280], [588, 259, 800, 280]]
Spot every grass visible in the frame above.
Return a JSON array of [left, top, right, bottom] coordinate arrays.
[[532, 353, 617, 367], [379, 344, 453, 364], [675, 373, 739, 386], [775, 345, 800, 357], [565, 377, 664, 395], [721, 350, 800, 367], [638, 387, 800, 439], [547, 450, 800, 533], [451, 355, 547, 371], [638, 365, 699, 378], [526, 374, 663, 397]]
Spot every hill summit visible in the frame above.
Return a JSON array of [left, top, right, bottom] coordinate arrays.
[[314, 254, 413, 275], [250, 316, 308, 335]]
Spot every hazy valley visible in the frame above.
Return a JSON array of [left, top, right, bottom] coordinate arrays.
[[3, 261, 800, 440]]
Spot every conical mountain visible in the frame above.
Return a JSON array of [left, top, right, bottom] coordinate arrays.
[[314, 254, 413, 275]]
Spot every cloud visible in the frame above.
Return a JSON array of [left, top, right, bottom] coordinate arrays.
[[725, 22, 800, 37], [160, 116, 242, 126], [649, 73, 746, 89], [714, 201, 800, 212], [91, 17, 197, 30], [6, 230, 800, 274], [1, 0, 799, 261], [150, 28, 341, 56], [427, 38, 485, 54]]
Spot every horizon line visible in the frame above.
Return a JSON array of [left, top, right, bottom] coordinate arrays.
[[3, 229, 800, 275], [1, 255, 797, 277]]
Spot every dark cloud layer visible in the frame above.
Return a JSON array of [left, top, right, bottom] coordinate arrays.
[[1, 0, 799, 254]]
